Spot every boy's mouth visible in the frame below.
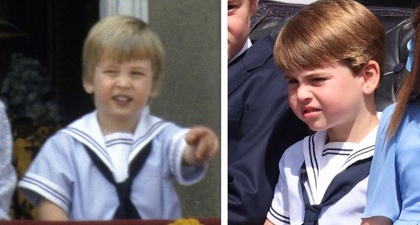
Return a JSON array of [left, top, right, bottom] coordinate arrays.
[[303, 108, 321, 114], [113, 96, 132, 102], [302, 107, 321, 118]]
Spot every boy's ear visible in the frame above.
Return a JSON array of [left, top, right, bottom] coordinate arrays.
[[250, 0, 259, 17], [149, 80, 159, 98], [150, 88, 158, 98], [83, 79, 94, 94], [361, 60, 381, 95]]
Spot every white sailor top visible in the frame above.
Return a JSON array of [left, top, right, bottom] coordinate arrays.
[[18, 109, 207, 220], [267, 126, 377, 225]]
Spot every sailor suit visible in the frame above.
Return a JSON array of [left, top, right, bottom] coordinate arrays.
[[19, 109, 206, 220], [267, 126, 377, 225]]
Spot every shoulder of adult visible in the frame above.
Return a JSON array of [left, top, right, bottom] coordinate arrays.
[[242, 35, 276, 70]]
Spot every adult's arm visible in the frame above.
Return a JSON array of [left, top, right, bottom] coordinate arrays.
[[0, 101, 16, 220]]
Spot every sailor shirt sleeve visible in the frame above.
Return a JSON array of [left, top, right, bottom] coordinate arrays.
[[0, 101, 16, 220], [18, 133, 75, 213], [267, 156, 291, 225], [164, 123, 207, 185]]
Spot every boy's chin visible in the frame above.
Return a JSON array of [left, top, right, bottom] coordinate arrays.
[[306, 124, 327, 132]]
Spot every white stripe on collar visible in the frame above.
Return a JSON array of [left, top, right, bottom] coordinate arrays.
[[228, 38, 252, 64], [61, 108, 170, 170], [303, 124, 378, 203]]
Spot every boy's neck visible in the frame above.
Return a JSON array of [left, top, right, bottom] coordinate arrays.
[[96, 114, 138, 136], [229, 38, 251, 64], [327, 110, 379, 143]]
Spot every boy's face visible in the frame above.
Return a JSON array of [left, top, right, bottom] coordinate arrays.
[[228, 0, 258, 62], [285, 63, 366, 133], [84, 58, 157, 130]]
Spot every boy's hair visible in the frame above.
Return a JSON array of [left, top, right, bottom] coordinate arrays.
[[274, 0, 385, 78], [82, 15, 165, 94]]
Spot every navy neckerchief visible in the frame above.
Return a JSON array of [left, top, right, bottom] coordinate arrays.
[[299, 156, 372, 225], [84, 141, 153, 219]]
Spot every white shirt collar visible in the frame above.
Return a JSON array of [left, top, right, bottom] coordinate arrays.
[[229, 38, 252, 64]]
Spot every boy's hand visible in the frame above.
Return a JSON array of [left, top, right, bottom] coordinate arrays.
[[183, 126, 219, 166]]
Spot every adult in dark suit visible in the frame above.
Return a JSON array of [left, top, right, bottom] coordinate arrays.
[[228, 0, 309, 224]]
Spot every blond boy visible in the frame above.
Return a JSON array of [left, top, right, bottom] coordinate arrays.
[[19, 15, 218, 220]]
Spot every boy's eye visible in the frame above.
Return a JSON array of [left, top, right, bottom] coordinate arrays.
[[104, 70, 117, 75], [287, 79, 298, 85], [311, 77, 326, 83], [132, 71, 144, 76], [228, 1, 239, 13]]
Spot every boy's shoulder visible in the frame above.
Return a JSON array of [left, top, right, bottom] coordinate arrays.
[[280, 132, 322, 166], [61, 110, 188, 144]]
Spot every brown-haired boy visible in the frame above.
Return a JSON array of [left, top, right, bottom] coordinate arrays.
[[264, 0, 385, 224]]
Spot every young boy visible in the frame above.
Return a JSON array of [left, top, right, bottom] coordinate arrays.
[[18, 15, 218, 220], [228, 0, 309, 224], [264, 0, 385, 224]]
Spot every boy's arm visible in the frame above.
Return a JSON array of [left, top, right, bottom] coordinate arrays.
[[38, 197, 69, 221], [361, 217, 392, 225], [182, 126, 219, 166]]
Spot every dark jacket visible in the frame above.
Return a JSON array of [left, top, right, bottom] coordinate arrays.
[[228, 36, 309, 225]]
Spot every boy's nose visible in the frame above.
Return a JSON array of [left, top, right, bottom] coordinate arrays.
[[116, 75, 131, 88], [295, 86, 312, 102]]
